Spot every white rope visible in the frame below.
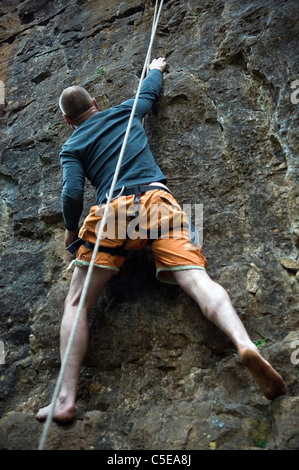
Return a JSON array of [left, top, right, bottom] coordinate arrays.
[[38, 0, 164, 450], [143, 0, 159, 127], [147, 0, 158, 74]]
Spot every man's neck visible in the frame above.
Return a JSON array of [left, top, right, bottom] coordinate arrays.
[[73, 107, 99, 127]]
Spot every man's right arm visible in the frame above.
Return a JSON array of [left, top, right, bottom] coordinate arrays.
[[149, 57, 167, 74], [123, 57, 167, 119]]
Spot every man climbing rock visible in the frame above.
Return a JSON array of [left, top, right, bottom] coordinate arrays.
[[36, 57, 286, 424]]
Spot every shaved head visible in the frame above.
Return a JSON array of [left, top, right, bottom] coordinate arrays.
[[59, 86, 94, 121]]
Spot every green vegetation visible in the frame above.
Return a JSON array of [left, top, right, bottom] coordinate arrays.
[[253, 338, 269, 348], [253, 437, 267, 449]]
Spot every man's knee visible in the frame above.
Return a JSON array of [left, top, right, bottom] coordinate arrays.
[[203, 283, 231, 321], [65, 289, 81, 308], [175, 269, 232, 320]]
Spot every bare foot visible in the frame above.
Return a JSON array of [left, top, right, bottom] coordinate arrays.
[[36, 397, 76, 424], [239, 347, 287, 400]]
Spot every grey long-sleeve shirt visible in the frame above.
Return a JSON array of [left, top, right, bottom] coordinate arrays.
[[59, 69, 166, 231]]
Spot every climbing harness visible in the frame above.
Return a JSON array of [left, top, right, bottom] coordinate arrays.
[[38, 0, 165, 451]]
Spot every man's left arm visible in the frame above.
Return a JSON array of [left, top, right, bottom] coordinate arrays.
[[60, 151, 85, 247], [65, 227, 78, 248]]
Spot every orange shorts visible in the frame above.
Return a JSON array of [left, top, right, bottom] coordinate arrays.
[[75, 189, 207, 284]]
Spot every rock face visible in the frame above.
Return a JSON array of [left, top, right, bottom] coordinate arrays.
[[0, 0, 298, 450]]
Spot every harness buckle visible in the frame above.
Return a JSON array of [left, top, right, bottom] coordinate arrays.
[[105, 185, 125, 202]]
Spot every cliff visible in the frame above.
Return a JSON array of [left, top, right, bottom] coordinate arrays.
[[0, 0, 298, 450]]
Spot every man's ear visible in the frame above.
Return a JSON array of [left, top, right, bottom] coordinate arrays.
[[92, 98, 99, 110], [63, 114, 74, 127]]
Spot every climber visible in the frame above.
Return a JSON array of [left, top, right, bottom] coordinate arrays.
[[36, 57, 286, 424]]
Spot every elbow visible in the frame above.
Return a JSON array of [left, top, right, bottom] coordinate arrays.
[[62, 184, 84, 202]]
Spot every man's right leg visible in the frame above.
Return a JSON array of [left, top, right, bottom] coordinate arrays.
[[36, 265, 114, 423], [173, 268, 287, 400]]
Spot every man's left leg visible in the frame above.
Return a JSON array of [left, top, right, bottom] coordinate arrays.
[[173, 269, 287, 400], [36, 265, 114, 422]]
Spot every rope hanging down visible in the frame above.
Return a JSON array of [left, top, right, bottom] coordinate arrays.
[[147, 0, 158, 74], [38, 0, 164, 451]]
